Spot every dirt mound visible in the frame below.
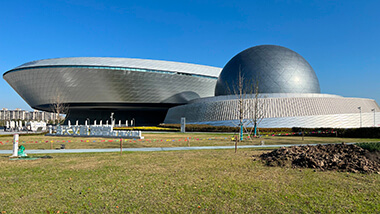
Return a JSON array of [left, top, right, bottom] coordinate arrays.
[[259, 143, 380, 173]]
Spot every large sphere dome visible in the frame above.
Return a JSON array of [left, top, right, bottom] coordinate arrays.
[[215, 45, 320, 95]]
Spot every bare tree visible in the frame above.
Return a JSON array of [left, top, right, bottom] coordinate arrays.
[[246, 80, 265, 137], [237, 70, 245, 142], [50, 92, 69, 125], [228, 70, 248, 143]]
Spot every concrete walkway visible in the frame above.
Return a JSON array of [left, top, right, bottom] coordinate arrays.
[[0, 143, 355, 154]]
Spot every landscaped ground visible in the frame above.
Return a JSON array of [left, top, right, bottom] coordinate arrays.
[[0, 132, 379, 150], [0, 149, 379, 213], [0, 133, 379, 213]]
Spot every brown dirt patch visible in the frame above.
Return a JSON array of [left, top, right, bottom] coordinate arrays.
[[259, 143, 380, 173]]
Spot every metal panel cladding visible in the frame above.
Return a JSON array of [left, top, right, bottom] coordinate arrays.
[[215, 45, 321, 95], [3, 57, 222, 111]]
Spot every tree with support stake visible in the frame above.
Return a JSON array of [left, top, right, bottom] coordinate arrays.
[[227, 69, 266, 151], [227, 70, 248, 143], [246, 79, 265, 138]]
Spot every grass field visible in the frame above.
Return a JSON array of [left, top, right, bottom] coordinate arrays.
[[0, 149, 379, 213], [1, 133, 379, 213], [1, 132, 379, 150]]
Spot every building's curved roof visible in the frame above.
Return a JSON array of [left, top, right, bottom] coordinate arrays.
[[189, 93, 342, 104], [215, 45, 320, 95], [7, 57, 222, 77]]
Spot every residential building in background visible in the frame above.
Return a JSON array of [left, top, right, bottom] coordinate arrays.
[[0, 108, 59, 122]]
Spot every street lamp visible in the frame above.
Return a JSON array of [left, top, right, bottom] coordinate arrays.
[[371, 109, 376, 127], [358, 107, 362, 128]]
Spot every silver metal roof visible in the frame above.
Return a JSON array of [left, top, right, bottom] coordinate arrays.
[[215, 45, 320, 95], [13, 57, 222, 77]]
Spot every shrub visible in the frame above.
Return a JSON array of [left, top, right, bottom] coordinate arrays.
[[113, 126, 179, 131], [292, 127, 380, 138], [159, 124, 293, 133], [356, 142, 380, 152], [338, 128, 380, 138]]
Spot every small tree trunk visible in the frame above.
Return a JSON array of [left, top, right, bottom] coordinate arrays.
[[120, 139, 123, 155], [235, 137, 238, 153]]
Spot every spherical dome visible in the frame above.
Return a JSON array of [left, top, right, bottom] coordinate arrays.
[[215, 45, 320, 96]]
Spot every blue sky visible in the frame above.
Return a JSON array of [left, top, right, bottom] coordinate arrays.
[[1, 0, 379, 110]]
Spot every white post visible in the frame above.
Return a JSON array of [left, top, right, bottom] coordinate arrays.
[[85, 120, 88, 126], [100, 120, 103, 126], [360, 108, 362, 127], [372, 109, 376, 127], [76, 120, 79, 126], [94, 120, 97, 126], [119, 120, 121, 127], [181, 117, 186, 133], [126, 120, 128, 127], [11, 134, 19, 157], [106, 120, 108, 125], [68, 120, 71, 127]]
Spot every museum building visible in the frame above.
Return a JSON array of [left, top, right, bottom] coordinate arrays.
[[3, 57, 221, 125], [3, 45, 379, 128]]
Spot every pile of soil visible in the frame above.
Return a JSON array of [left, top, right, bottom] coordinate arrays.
[[259, 143, 380, 173]]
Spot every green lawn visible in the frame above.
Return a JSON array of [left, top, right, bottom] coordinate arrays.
[[0, 149, 379, 213], [0, 132, 379, 150]]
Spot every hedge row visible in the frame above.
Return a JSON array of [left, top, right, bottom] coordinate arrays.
[[158, 124, 238, 132], [159, 124, 380, 138], [292, 127, 380, 138], [159, 124, 292, 133]]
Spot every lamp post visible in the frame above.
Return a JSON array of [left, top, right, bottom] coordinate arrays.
[[358, 107, 362, 128], [371, 109, 376, 127]]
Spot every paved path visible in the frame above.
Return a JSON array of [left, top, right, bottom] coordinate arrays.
[[0, 143, 355, 154], [0, 130, 44, 135]]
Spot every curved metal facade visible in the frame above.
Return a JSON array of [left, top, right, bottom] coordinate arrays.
[[164, 94, 380, 128], [215, 45, 321, 96], [10, 57, 221, 78], [3, 57, 222, 125]]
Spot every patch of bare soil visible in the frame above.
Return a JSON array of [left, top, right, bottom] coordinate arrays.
[[259, 143, 380, 173]]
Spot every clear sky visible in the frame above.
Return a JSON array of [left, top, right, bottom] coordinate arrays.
[[1, 0, 379, 110]]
